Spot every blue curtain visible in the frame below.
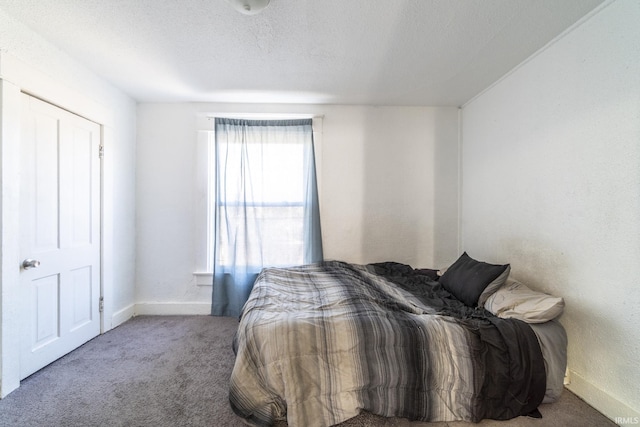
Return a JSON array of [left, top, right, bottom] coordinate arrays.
[[211, 118, 323, 316]]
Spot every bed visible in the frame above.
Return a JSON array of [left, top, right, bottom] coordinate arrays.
[[229, 255, 567, 427]]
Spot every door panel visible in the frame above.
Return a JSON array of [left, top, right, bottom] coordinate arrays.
[[60, 123, 95, 248], [20, 94, 101, 379], [69, 266, 93, 330], [32, 274, 60, 350], [31, 112, 59, 253]]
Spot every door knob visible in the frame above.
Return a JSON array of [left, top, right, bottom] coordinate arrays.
[[22, 259, 41, 270]]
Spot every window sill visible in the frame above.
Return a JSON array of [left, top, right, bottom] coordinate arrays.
[[193, 272, 212, 286]]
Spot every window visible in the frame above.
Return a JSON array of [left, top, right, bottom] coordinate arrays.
[[215, 127, 307, 268], [193, 114, 323, 285]]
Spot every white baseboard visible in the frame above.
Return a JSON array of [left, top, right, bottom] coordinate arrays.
[[134, 302, 212, 316], [111, 304, 135, 329], [566, 370, 640, 426]]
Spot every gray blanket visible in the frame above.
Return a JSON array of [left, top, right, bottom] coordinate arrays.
[[230, 261, 545, 427]]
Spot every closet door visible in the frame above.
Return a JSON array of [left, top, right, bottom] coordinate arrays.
[[19, 93, 101, 379]]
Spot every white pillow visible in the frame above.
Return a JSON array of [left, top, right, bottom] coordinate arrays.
[[477, 265, 511, 308], [484, 279, 564, 323]]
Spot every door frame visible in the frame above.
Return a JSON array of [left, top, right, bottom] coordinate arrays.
[[0, 52, 116, 397]]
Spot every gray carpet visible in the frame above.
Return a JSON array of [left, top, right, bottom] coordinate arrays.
[[0, 315, 616, 427]]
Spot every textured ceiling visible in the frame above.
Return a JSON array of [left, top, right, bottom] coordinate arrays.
[[0, 0, 605, 106]]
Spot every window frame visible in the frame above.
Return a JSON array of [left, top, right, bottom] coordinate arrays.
[[193, 114, 322, 286]]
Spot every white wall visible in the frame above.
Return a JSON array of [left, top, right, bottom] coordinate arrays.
[[135, 103, 459, 313], [461, 0, 640, 422], [0, 8, 137, 396]]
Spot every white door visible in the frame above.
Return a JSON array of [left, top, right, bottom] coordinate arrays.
[[19, 94, 102, 379]]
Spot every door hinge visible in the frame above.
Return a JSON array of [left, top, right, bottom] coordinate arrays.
[[99, 296, 104, 313], [99, 144, 104, 159]]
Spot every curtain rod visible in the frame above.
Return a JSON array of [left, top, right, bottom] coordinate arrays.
[[206, 113, 324, 120]]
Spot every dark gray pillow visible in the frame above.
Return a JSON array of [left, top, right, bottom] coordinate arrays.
[[440, 252, 509, 307]]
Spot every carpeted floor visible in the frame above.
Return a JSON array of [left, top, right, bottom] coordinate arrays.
[[0, 315, 616, 427]]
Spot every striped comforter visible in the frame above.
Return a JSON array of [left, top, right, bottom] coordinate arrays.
[[230, 261, 545, 427]]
